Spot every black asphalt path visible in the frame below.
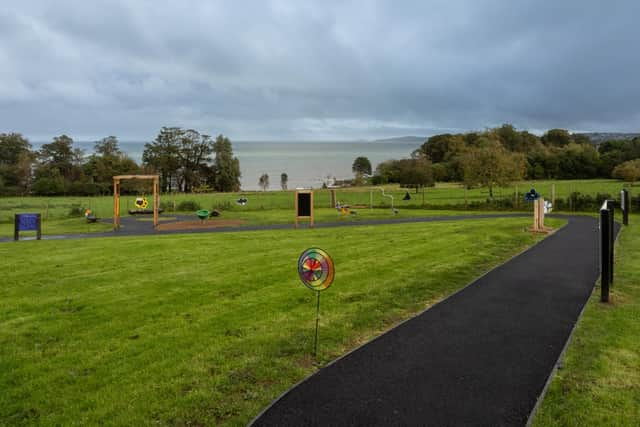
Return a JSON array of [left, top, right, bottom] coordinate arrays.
[[251, 216, 611, 426]]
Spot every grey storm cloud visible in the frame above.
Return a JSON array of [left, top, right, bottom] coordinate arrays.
[[1, 0, 639, 141]]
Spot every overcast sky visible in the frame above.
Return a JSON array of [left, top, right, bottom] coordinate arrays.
[[1, 0, 639, 141]]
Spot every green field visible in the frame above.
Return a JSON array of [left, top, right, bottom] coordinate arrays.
[[533, 215, 640, 426], [0, 217, 561, 426]]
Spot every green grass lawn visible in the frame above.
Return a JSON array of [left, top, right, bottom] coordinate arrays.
[[533, 215, 640, 426], [0, 217, 562, 426]]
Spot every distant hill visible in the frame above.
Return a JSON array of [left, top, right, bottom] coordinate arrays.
[[370, 136, 425, 144], [576, 132, 640, 145]]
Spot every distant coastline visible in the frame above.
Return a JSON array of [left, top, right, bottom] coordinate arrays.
[[30, 139, 421, 191]]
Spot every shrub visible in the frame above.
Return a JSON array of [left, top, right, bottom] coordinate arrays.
[[68, 204, 85, 217], [159, 201, 176, 212], [177, 200, 201, 211]]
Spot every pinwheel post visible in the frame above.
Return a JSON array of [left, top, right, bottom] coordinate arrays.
[[298, 248, 335, 356]]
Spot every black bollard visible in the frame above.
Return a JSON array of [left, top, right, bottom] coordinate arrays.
[[600, 205, 611, 302], [621, 189, 629, 226]]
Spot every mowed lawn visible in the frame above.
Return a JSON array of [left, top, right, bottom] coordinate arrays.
[[534, 215, 640, 426], [0, 218, 562, 426]]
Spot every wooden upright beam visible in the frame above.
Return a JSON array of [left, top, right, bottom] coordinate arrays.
[[113, 178, 121, 230], [153, 176, 159, 228], [112, 174, 159, 231]]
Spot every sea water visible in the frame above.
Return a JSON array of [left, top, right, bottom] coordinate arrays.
[[33, 141, 420, 191]]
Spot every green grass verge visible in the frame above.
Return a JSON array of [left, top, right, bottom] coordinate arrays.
[[533, 215, 640, 426], [0, 217, 562, 425]]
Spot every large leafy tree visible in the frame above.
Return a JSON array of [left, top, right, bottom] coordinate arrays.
[[352, 156, 372, 176], [33, 135, 85, 194], [142, 127, 182, 192], [212, 135, 241, 192], [395, 158, 434, 192], [555, 143, 600, 179], [84, 136, 140, 192], [541, 129, 573, 147], [143, 127, 215, 192], [612, 159, 640, 184], [460, 137, 526, 198], [177, 129, 214, 192], [258, 173, 269, 191], [38, 135, 84, 180], [0, 133, 34, 193]]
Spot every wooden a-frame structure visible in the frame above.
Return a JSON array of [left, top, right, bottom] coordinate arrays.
[[113, 175, 160, 230]]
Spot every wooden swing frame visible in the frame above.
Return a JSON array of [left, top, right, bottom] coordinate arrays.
[[113, 175, 160, 230]]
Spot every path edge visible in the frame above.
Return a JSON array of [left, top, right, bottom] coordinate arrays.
[[247, 218, 570, 427], [525, 221, 622, 426]]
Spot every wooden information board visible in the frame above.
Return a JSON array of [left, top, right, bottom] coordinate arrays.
[[295, 190, 314, 228]]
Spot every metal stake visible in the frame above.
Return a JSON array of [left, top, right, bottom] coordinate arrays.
[[314, 291, 320, 356]]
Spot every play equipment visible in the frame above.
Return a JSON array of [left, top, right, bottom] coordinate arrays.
[[85, 209, 97, 223], [14, 213, 41, 241], [335, 202, 357, 216], [113, 175, 160, 230], [298, 247, 335, 355], [525, 188, 540, 202], [236, 197, 248, 205], [196, 209, 210, 221], [134, 197, 149, 209], [370, 187, 397, 214], [403, 191, 411, 201], [295, 190, 314, 228]]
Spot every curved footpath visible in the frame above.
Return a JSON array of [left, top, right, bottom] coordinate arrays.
[[251, 216, 615, 426]]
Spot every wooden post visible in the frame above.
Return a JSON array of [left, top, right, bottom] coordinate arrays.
[[294, 191, 299, 228], [515, 185, 518, 209], [538, 198, 545, 230], [113, 178, 120, 230], [330, 189, 336, 208], [153, 176, 159, 228], [464, 186, 468, 209], [551, 183, 555, 207], [36, 213, 42, 240]]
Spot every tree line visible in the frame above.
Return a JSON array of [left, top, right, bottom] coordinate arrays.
[[369, 124, 640, 194], [0, 127, 241, 196]]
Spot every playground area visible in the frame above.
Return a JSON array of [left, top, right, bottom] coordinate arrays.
[[1, 181, 638, 425], [1, 199, 638, 426]]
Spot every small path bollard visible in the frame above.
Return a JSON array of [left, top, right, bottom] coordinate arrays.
[[599, 200, 615, 302], [620, 188, 629, 226]]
